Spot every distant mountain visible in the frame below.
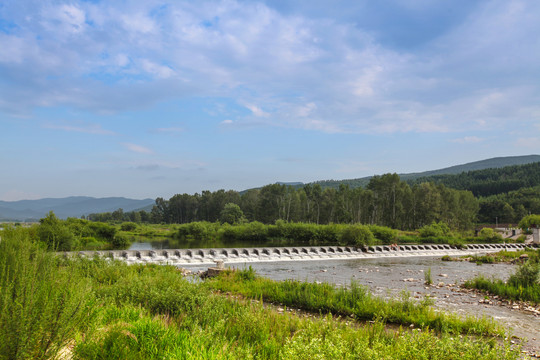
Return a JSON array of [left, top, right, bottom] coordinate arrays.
[[309, 155, 540, 190], [399, 155, 540, 180], [0, 196, 155, 222]]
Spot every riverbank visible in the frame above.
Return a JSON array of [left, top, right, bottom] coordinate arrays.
[[0, 226, 525, 359]]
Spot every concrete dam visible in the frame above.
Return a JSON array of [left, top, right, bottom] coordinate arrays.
[[69, 243, 537, 266]]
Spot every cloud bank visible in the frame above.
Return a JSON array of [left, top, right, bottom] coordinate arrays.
[[0, 0, 538, 134]]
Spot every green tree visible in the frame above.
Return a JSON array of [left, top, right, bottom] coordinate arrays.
[[518, 214, 540, 230], [37, 211, 75, 251], [220, 203, 245, 224], [339, 224, 374, 246]]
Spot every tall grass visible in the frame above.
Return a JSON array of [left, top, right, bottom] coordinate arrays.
[[464, 260, 540, 304], [206, 268, 503, 336], [424, 267, 433, 285], [75, 264, 519, 360], [0, 227, 95, 359]]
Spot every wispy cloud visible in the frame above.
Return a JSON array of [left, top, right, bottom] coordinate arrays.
[[0, 0, 539, 136], [515, 137, 540, 148], [43, 122, 115, 135], [123, 143, 154, 154], [242, 103, 270, 118], [451, 136, 485, 144], [151, 127, 184, 135]]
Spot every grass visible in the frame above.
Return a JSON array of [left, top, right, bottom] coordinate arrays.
[[464, 258, 540, 304], [0, 227, 96, 360], [424, 267, 433, 285], [205, 268, 504, 336], [443, 249, 540, 264], [464, 276, 540, 304], [0, 226, 525, 359]]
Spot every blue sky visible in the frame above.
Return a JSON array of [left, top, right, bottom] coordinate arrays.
[[1, 0, 539, 201]]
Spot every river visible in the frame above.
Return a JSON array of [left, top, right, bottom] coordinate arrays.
[[182, 255, 540, 356]]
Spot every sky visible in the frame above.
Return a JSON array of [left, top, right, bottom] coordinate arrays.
[[1, 0, 540, 201]]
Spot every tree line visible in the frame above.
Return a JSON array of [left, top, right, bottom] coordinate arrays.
[[87, 174, 478, 231], [410, 162, 540, 197]]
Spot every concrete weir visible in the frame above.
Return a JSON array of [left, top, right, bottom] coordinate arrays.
[[65, 243, 537, 266]]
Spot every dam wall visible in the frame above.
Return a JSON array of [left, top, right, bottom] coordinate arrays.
[[66, 243, 537, 266]]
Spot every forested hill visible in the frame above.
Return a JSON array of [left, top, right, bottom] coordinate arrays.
[[309, 155, 540, 191], [0, 197, 155, 221], [409, 161, 540, 197]]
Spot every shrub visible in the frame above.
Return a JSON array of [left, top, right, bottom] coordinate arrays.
[[340, 224, 374, 246], [518, 214, 540, 231], [120, 222, 138, 232], [369, 225, 397, 244], [478, 228, 503, 242], [509, 261, 540, 287], [37, 211, 76, 251], [88, 222, 117, 241], [424, 268, 433, 285], [286, 223, 318, 243], [110, 234, 130, 249], [317, 224, 340, 244], [0, 227, 95, 359], [220, 203, 245, 224], [419, 222, 451, 238]]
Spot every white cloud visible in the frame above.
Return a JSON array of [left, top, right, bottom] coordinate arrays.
[[114, 54, 130, 67], [451, 136, 485, 144], [242, 103, 270, 118], [515, 137, 540, 148], [123, 143, 154, 154], [120, 12, 156, 34], [0, 0, 539, 135], [43, 122, 115, 135], [57, 4, 86, 33], [152, 127, 184, 134], [220, 119, 234, 125], [140, 59, 175, 79], [295, 102, 317, 117]]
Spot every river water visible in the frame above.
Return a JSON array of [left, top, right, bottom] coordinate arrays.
[[182, 255, 540, 355]]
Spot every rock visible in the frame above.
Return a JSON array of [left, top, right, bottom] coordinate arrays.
[[439, 274, 448, 277]]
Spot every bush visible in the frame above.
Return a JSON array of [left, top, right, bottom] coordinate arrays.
[[120, 222, 138, 232], [419, 222, 451, 238], [317, 224, 340, 244], [478, 228, 503, 242], [369, 225, 397, 244], [509, 261, 540, 287], [110, 234, 130, 249], [220, 203, 245, 224], [285, 223, 318, 243], [37, 211, 76, 251], [518, 214, 540, 231], [88, 222, 117, 241], [340, 224, 374, 246]]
